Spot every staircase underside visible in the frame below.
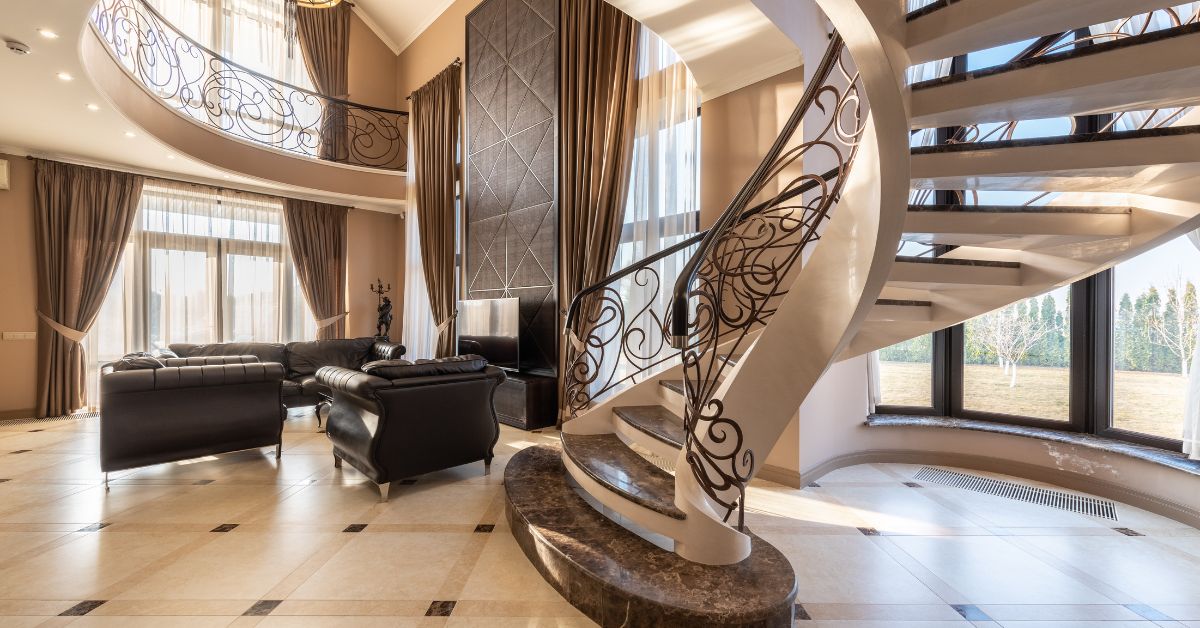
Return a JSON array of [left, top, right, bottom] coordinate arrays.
[[505, 444, 797, 628]]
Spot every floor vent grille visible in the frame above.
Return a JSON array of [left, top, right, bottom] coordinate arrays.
[[914, 467, 1118, 521], [0, 412, 98, 428]]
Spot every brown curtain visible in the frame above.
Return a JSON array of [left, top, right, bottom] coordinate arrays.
[[284, 199, 349, 340], [295, 2, 351, 162], [559, 0, 641, 308], [34, 160, 143, 418], [410, 63, 462, 358], [558, 2, 641, 357]]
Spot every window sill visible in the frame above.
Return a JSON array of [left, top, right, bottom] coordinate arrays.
[[866, 414, 1200, 478]]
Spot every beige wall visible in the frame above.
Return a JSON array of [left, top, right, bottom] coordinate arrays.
[[345, 208, 405, 340], [0, 155, 39, 418], [349, 14, 400, 110], [699, 66, 805, 229], [395, 0, 484, 100]]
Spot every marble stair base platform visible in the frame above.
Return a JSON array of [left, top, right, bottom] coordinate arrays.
[[504, 444, 797, 627]]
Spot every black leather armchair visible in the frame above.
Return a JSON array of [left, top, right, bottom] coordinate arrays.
[[316, 356, 506, 500], [99, 356, 286, 483]]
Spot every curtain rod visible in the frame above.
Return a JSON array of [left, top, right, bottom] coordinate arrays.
[[406, 58, 463, 101]]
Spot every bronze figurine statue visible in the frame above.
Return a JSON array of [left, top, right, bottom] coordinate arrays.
[[370, 278, 392, 339]]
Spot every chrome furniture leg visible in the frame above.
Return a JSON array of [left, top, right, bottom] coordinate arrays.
[[378, 482, 390, 502]]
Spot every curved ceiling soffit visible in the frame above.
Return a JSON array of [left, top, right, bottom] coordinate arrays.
[[605, 0, 803, 101]]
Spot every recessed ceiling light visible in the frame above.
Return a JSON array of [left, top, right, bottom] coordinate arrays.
[[85, 103, 100, 111], [124, 131, 136, 138], [166, 154, 176, 160], [38, 29, 59, 39], [222, 174, 231, 179], [56, 71, 72, 81]]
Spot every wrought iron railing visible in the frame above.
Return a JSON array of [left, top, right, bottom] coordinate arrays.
[[562, 33, 865, 532], [90, 0, 408, 170]]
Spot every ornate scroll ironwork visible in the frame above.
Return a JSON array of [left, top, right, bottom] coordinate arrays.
[[670, 36, 866, 530], [91, 0, 408, 170]]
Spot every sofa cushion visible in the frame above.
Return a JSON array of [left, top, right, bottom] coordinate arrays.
[[285, 338, 375, 378], [280, 379, 305, 398], [362, 355, 489, 379], [109, 352, 165, 372], [297, 374, 331, 399], [170, 342, 287, 368]]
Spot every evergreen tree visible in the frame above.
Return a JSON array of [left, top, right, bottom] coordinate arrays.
[[1115, 293, 1134, 371]]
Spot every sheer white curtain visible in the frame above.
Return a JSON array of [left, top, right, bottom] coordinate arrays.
[[1184, 230, 1200, 459], [593, 28, 702, 394], [402, 132, 438, 361], [83, 181, 315, 407]]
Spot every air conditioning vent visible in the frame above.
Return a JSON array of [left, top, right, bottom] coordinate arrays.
[[914, 466, 1119, 520]]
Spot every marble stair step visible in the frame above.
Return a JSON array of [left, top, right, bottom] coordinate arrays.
[[561, 432, 686, 520], [613, 405, 686, 450], [505, 444, 796, 626], [658, 379, 718, 396]]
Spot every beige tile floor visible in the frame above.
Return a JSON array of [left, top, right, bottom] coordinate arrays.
[[1, 411, 1199, 627]]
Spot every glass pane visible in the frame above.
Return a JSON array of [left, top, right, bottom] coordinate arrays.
[[1112, 235, 1200, 440], [224, 252, 281, 343], [963, 286, 1071, 421], [149, 247, 214, 349], [878, 334, 933, 407]]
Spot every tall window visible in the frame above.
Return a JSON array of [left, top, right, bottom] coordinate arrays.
[[84, 181, 315, 406], [1112, 234, 1200, 441]]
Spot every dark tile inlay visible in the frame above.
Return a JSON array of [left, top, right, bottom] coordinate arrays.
[[531, 430, 543, 434], [505, 445, 796, 626], [613, 405, 686, 449], [867, 414, 1200, 477], [561, 432, 685, 520], [211, 523, 239, 533], [474, 524, 495, 533], [243, 600, 282, 616], [903, 481, 922, 488], [77, 523, 109, 533], [426, 600, 456, 617], [10, 450, 31, 454], [857, 527, 880, 536], [806, 482, 821, 488], [400, 479, 418, 485], [1114, 527, 1144, 537], [343, 523, 367, 533], [1125, 603, 1173, 621], [28, 429, 43, 432], [0, 479, 10, 483], [193, 479, 215, 485], [794, 603, 812, 620], [59, 600, 106, 616], [952, 604, 992, 621]]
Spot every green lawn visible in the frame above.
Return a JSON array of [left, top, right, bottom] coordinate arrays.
[[880, 361, 1186, 441]]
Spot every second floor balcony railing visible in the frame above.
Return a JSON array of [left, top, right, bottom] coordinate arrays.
[[91, 0, 408, 171]]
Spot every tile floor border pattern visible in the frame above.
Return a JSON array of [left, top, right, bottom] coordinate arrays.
[[0, 414, 1198, 626]]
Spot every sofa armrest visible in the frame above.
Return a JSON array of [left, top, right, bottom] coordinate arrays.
[[316, 366, 392, 398], [161, 355, 261, 367], [102, 363, 285, 395], [371, 341, 406, 361]]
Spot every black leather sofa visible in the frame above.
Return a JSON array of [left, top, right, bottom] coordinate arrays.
[[170, 337, 405, 424], [316, 356, 506, 500], [99, 355, 286, 482]]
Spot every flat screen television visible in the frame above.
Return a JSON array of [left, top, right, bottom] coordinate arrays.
[[457, 297, 520, 370]]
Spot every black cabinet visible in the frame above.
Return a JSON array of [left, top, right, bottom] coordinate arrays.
[[495, 372, 557, 431]]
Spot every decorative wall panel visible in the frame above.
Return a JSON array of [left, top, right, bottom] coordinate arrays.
[[465, 0, 558, 375]]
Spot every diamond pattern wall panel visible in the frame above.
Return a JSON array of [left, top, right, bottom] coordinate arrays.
[[465, 0, 558, 375]]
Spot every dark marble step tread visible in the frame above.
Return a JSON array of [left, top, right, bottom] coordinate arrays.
[[659, 379, 718, 395], [912, 22, 1200, 90], [911, 124, 1200, 155], [906, 0, 955, 22], [561, 432, 686, 520], [876, 299, 933, 307], [505, 444, 797, 627], [894, 255, 1020, 268], [908, 204, 1132, 214], [614, 405, 686, 450]]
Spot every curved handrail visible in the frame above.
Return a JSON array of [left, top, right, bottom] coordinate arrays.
[[90, 0, 408, 170], [668, 34, 847, 342]]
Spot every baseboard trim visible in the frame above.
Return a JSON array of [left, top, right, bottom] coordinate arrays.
[[0, 409, 38, 421], [757, 463, 802, 489], [799, 448, 1200, 529]]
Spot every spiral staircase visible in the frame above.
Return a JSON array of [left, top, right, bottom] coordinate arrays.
[[506, 0, 1200, 625]]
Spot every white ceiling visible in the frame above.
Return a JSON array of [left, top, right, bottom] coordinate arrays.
[[0, 0, 403, 212], [352, 0, 460, 55]]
